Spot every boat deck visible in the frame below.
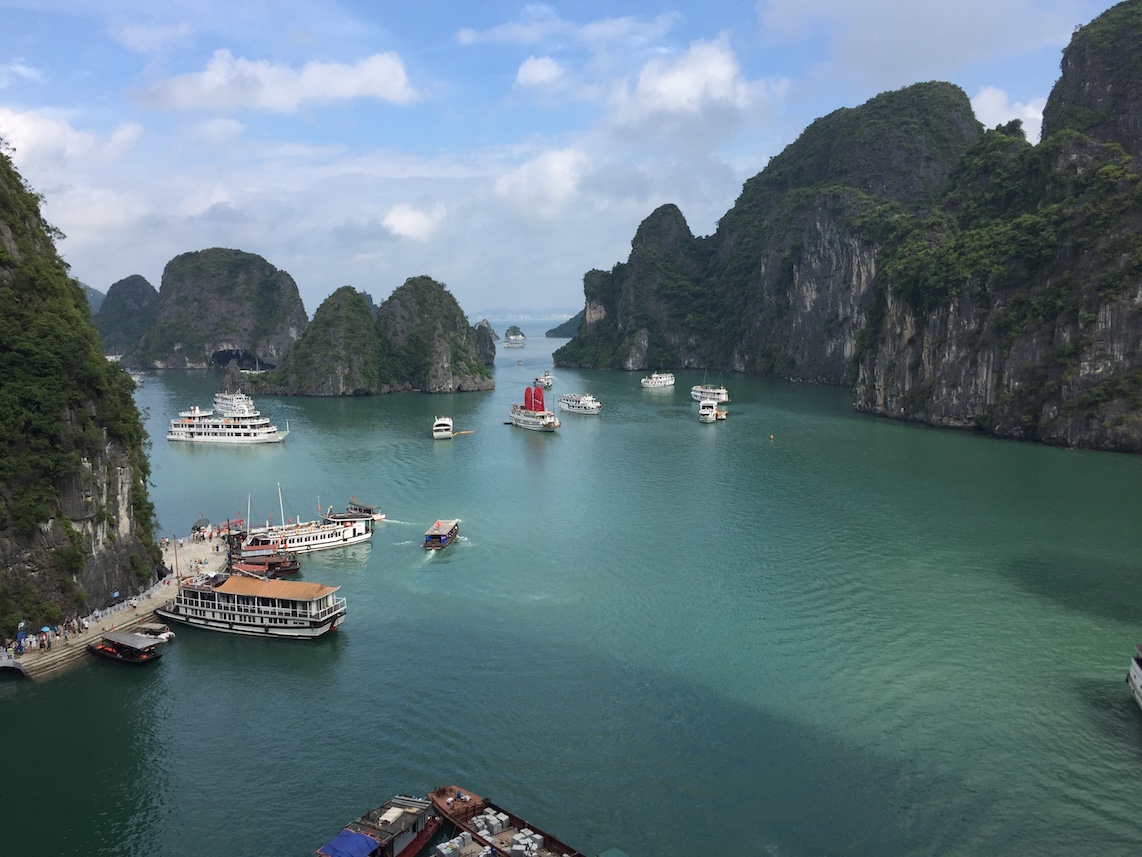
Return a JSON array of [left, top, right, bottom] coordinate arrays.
[[431, 785, 583, 857]]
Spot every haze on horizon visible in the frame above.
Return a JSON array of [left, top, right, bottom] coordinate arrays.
[[0, 0, 1114, 315]]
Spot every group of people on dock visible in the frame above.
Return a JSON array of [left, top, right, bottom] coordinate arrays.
[[3, 616, 89, 657]]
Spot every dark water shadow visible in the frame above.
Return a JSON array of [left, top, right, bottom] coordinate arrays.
[[998, 554, 1142, 624]]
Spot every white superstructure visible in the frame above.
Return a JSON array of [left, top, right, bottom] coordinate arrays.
[[167, 391, 288, 444], [691, 383, 729, 403], [698, 399, 718, 423], [433, 416, 454, 439], [534, 370, 553, 388], [509, 383, 560, 432], [558, 393, 602, 414], [641, 372, 675, 388], [156, 573, 345, 639]]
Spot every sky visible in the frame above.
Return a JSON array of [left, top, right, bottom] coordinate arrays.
[[0, 0, 1118, 318]]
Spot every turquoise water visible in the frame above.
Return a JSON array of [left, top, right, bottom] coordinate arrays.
[[3, 326, 1142, 856]]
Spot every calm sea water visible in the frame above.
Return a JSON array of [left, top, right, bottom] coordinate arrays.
[[3, 325, 1142, 856]]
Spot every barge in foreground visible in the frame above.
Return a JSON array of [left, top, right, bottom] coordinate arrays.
[[317, 794, 440, 857], [430, 785, 584, 857]]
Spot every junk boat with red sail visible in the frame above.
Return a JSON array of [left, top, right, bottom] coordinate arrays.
[[316, 794, 441, 857], [508, 384, 560, 432], [430, 785, 584, 857]]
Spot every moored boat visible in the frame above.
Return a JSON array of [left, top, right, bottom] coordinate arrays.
[[698, 399, 718, 423], [166, 390, 288, 443], [433, 416, 455, 439], [136, 622, 176, 642], [690, 383, 729, 403], [316, 794, 441, 857], [230, 551, 301, 578], [424, 519, 460, 550], [1127, 645, 1142, 712], [430, 785, 584, 857], [509, 384, 560, 432], [87, 629, 164, 665], [558, 393, 602, 414], [156, 573, 346, 639], [534, 370, 553, 388], [640, 371, 675, 388]]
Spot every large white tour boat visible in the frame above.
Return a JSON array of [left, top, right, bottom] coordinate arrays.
[[503, 333, 526, 348], [155, 573, 346, 639], [640, 371, 675, 388], [241, 493, 379, 556], [690, 383, 729, 403], [509, 384, 560, 432], [167, 391, 288, 444], [558, 392, 602, 414]]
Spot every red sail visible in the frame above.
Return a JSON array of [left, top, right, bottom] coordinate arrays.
[[524, 386, 534, 410], [533, 385, 545, 411]]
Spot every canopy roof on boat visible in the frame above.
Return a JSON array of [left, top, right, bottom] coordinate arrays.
[[101, 630, 160, 651], [214, 576, 338, 600], [316, 829, 379, 857]]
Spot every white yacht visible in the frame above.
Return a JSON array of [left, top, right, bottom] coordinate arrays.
[[432, 416, 454, 439], [698, 399, 718, 423], [167, 391, 288, 444], [534, 370, 553, 388], [641, 371, 675, 388], [558, 393, 602, 414], [509, 384, 560, 432], [156, 573, 346, 639]]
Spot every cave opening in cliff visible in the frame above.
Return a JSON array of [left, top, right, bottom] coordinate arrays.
[[210, 349, 275, 371]]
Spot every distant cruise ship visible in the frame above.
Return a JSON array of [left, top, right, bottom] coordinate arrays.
[[167, 391, 289, 444]]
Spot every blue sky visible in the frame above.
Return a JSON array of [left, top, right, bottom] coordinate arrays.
[[0, 1, 1116, 316]]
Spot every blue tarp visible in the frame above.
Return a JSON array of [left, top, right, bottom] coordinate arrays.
[[316, 829, 378, 857]]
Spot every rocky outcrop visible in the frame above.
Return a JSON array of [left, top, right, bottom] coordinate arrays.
[[546, 311, 583, 337], [475, 319, 497, 367], [556, 4, 1142, 453], [0, 147, 162, 636], [254, 287, 384, 395], [124, 248, 308, 369], [96, 274, 159, 356], [375, 276, 494, 393]]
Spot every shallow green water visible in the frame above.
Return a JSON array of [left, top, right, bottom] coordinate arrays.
[[3, 327, 1142, 856]]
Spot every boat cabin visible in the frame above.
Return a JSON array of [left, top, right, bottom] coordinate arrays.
[[316, 794, 438, 857], [87, 629, 164, 665], [424, 519, 460, 550]]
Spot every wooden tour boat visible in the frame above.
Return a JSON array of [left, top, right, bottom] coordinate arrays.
[[424, 520, 460, 550], [87, 629, 165, 665], [316, 794, 441, 857], [430, 785, 584, 857]]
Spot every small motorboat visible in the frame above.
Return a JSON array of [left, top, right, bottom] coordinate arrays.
[[136, 622, 176, 642], [433, 416, 454, 440], [425, 519, 460, 550]]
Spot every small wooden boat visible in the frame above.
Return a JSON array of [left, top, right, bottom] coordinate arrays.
[[316, 794, 441, 857], [430, 785, 584, 857], [424, 519, 460, 550], [230, 551, 301, 578], [87, 630, 164, 665]]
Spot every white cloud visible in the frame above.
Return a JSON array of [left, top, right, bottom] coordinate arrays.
[[141, 50, 419, 112], [972, 85, 1047, 142], [112, 21, 194, 54], [0, 107, 140, 172], [192, 117, 247, 143], [0, 60, 42, 90], [516, 56, 565, 89], [382, 202, 447, 241], [457, 6, 679, 49], [494, 148, 587, 219]]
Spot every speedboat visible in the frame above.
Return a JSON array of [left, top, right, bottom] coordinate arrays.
[[432, 416, 454, 439]]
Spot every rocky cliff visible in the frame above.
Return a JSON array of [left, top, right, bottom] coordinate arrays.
[[374, 276, 494, 393], [124, 248, 308, 369], [96, 274, 159, 356], [0, 146, 161, 635], [255, 287, 384, 395], [556, 1, 1142, 453], [475, 319, 497, 366]]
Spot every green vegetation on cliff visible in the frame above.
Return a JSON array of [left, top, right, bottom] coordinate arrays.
[[0, 144, 157, 632], [95, 274, 159, 355]]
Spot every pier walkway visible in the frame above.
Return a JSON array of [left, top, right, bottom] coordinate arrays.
[[5, 535, 227, 680]]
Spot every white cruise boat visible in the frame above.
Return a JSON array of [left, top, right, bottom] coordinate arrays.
[[167, 391, 288, 444], [242, 512, 374, 556], [503, 334, 526, 348], [690, 383, 729, 403], [156, 573, 346, 639], [534, 370, 553, 388], [558, 393, 602, 414], [432, 416, 454, 439], [641, 371, 675, 388], [509, 384, 560, 432], [1128, 646, 1142, 712], [698, 399, 718, 423]]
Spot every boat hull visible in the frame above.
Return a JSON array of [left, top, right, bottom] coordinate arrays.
[[167, 429, 289, 443], [1129, 651, 1142, 712], [155, 603, 345, 638]]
